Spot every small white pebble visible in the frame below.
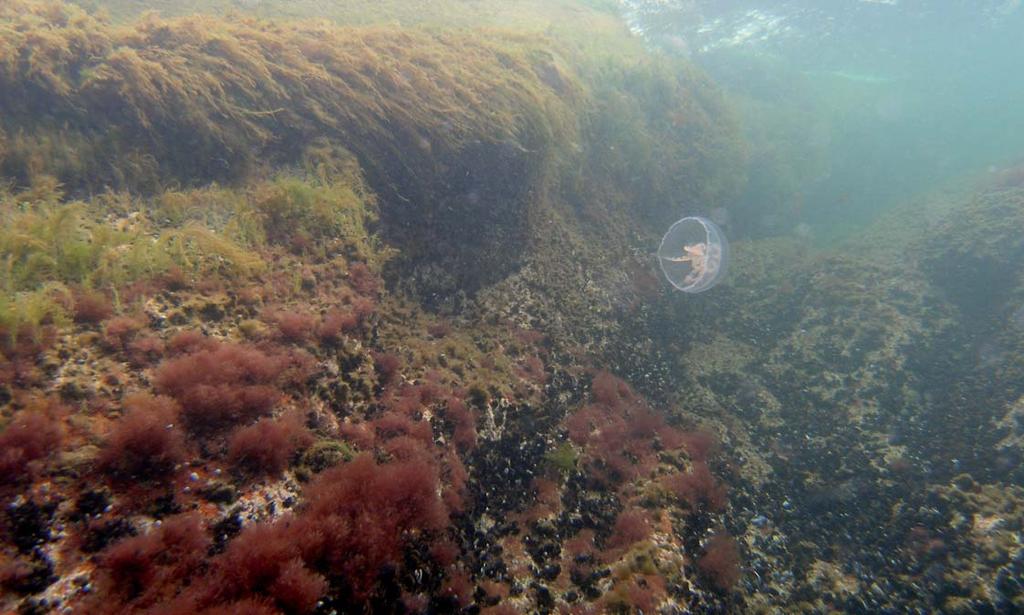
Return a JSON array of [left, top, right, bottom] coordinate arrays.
[[189, 472, 199, 481]]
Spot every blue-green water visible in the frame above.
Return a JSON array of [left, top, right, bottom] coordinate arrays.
[[625, 0, 1024, 241]]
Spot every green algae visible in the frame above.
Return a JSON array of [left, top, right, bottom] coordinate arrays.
[[301, 439, 356, 473], [0, 167, 393, 349], [1, 0, 583, 197], [543, 441, 579, 475], [248, 173, 382, 264], [0, 183, 259, 290], [0, 284, 70, 347], [580, 56, 746, 225]]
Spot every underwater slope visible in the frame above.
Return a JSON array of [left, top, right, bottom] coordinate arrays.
[[0, 1, 755, 613], [636, 180, 1024, 612], [3, 1, 1023, 614]]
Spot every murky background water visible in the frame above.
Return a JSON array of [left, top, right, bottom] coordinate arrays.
[[624, 0, 1024, 238]]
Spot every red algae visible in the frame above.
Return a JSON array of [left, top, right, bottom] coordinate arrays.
[[160, 266, 191, 291], [382, 434, 432, 461], [590, 370, 638, 409], [518, 354, 547, 385], [71, 288, 114, 324], [196, 598, 282, 615], [440, 570, 474, 608], [430, 539, 461, 568], [0, 407, 63, 485], [227, 414, 313, 476], [566, 399, 666, 488], [441, 450, 469, 513], [211, 523, 326, 613], [681, 430, 719, 463], [270, 309, 317, 344], [664, 462, 728, 512], [347, 262, 380, 297], [565, 529, 598, 558], [101, 315, 144, 351], [269, 558, 329, 614], [441, 396, 477, 451], [153, 343, 290, 433], [697, 533, 741, 591], [295, 453, 449, 602], [155, 343, 284, 393], [126, 333, 166, 366], [92, 513, 210, 610], [89, 445, 452, 613], [350, 295, 377, 323], [374, 411, 434, 444], [97, 393, 186, 482], [316, 308, 357, 344], [605, 508, 653, 552], [386, 387, 424, 416], [167, 329, 218, 355], [372, 350, 402, 386], [338, 421, 376, 450]]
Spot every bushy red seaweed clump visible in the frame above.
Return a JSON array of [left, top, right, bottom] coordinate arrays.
[[101, 316, 144, 351], [97, 393, 187, 483], [92, 448, 453, 612], [153, 342, 310, 434], [347, 262, 380, 297], [126, 333, 166, 366], [166, 329, 218, 355], [71, 288, 114, 324], [316, 308, 359, 345], [297, 453, 449, 601], [440, 396, 477, 452], [517, 354, 547, 386], [0, 400, 64, 486], [227, 414, 313, 476], [663, 462, 728, 513], [82, 342, 479, 612], [680, 430, 719, 463], [95, 513, 210, 610], [566, 371, 682, 487], [697, 533, 741, 591], [605, 508, 653, 552], [372, 351, 402, 386], [269, 310, 317, 344]]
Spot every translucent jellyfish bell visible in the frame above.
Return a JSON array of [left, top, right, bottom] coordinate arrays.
[[657, 216, 729, 293]]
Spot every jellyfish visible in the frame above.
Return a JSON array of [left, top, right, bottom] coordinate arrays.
[[657, 216, 729, 293]]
